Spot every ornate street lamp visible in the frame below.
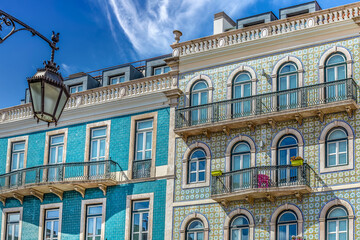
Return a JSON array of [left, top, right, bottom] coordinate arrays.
[[0, 10, 69, 125]]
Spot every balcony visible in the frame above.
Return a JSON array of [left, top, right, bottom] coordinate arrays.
[[132, 159, 151, 179], [0, 160, 123, 205], [211, 164, 312, 205], [175, 78, 359, 138]]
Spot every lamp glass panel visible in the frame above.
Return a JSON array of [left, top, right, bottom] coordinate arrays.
[[29, 82, 42, 112], [44, 82, 60, 118], [55, 91, 69, 120]]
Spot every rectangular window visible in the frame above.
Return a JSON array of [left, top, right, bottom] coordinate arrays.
[[133, 119, 153, 179], [89, 127, 107, 177], [10, 142, 25, 186], [86, 205, 103, 240], [131, 200, 149, 240], [153, 66, 170, 75], [110, 75, 125, 85], [6, 212, 20, 240], [44, 209, 59, 240], [70, 84, 83, 94], [48, 135, 64, 182]]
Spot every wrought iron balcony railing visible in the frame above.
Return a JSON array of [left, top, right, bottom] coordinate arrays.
[[211, 164, 311, 197], [0, 160, 119, 193], [176, 78, 358, 129], [132, 159, 151, 179]]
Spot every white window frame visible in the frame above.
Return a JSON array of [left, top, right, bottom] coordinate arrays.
[[80, 198, 106, 240], [1, 207, 23, 240], [128, 113, 157, 179], [110, 75, 125, 85], [326, 129, 348, 168], [84, 121, 111, 163], [135, 119, 153, 161], [86, 205, 103, 240], [69, 84, 83, 94], [125, 193, 154, 240], [188, 150, 206, 184], [6, 136, 28, 174], [153, 65, 170, 75], [131, 200, 150, 240], [90, 127, 107, 162], [39, 203, 63, 240]]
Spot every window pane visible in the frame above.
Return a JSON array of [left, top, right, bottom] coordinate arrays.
[[278, 225, 287, 240], [198, 172, 205, 182], [242, 228, 249, 240], [87, 218, 94, 234], [134, 201, 149, 210], [329, 208, 347, 218], [13, 142, 25, 151], [233, 143, 250, 153], [137, 133, 144, 151], [111, 78, 118, 85], [142, 213, 149, 231], [70, 87, 77, 93], [8, 213, 20, 222], [278, 212, 297, 222], [96, 217, 102, 234], [328, 221, 336, 232], [57, 146, 63, 163], [119, 76, 125, 83], [133, 214, 140, 232], [91, 141, 98, 158], [279, 150, 287, 165], [339, 153, 347, 165], [231, 229, 239, 240], [138, 120, 153, 130], [328, 130, 347, 140], [190, 162, 197, 172], [145, 150, 151, 160], [197, 232, 204, 240], [289, 75, 297, 89], [89, 206, 102, 215], [198, 160, 206, 171], [191, 150, 206, 159], [145, 132, 152, 149], [328, 143, 336, 154], [339, 141, 347, 152], [290, 148, 297, 158], [164, 67, 170, 73], [190, 173, 196, 183], [200, 92, 208, 105], [339, 233, 347, 240], [132, 233, 139, 240], [50, 148, 57, 164], [243, 155, 250, 168], [78, 86, 83, 92], [279, 77, 287, 91], [46, 209, 59, 219], [327, 67, 335, 82], [154, 68, 162, 75], [92, 128, 106, 137], [328, 233, 336, 240], [51, 135, 64, 145], [339, 220, 347, 231], [337, 65, 346, 80], [328, 155, 336, 166], [289, 223, 297, 237], [53, 221, 59, 237], [99, 139, 105, 157], [243, 84, 251, 97]]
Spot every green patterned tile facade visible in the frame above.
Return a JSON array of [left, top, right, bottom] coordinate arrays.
[[173, 37, 360, 239]]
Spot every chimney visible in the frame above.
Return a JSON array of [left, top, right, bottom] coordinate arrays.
[[213, 12, 236, 35]]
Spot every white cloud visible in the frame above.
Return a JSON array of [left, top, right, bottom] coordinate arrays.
[[96, 0, 259, 57]]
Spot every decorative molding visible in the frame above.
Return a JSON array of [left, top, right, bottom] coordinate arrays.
[[270, 204, 304, 240], [49, 187, 63, 200], [180, 212, 210, 240], [319, 199, 354, 240], [29, 189, 44, 202], [182, 142, 211, 189], [74, 185, 86, 198], [223, 208, 255, 240], [171, 3, 360, 57]]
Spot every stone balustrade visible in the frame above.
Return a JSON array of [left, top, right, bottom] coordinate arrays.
[[171, 3, 360, 57], [0, 73, 177, 124]]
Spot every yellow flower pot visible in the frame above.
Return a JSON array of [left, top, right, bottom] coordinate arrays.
[[211, 170, 223, 176], [291, 159, 303, 166]]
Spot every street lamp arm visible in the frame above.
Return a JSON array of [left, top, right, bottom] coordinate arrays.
[[0, 9, 59, 51]]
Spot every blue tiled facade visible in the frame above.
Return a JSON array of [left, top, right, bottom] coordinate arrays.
[[0, 108, 169, 239]]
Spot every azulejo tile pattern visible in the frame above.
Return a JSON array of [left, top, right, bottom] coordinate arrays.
[[173, 37, 360, 239]]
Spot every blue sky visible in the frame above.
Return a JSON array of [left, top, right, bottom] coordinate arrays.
[[0, 0, 357, 109]]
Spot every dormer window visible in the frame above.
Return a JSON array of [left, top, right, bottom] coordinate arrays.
[[110, 75, 125, 85], [153, 65, 170, 75], [69, 84, 83, 94]]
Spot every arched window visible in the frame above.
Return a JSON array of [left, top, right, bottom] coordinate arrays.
[[231, 142, 251, 190], [277, 63, 298, 110], [188, 149, 206, 184], [277, 211, 298, 240], [232, 72, 252, 117], [326, 128, 348, 168], [230, 215, 249, 240], [325, 53, 347, 102], [190, 81, 209, 125], [186, 219, 205, 240], [277, 135, 298, 185], [326, 206, 348, 240]]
